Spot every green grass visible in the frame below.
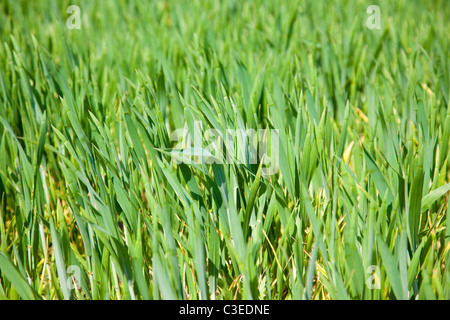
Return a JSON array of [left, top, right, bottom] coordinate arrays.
[[0, 0, 449, 300]]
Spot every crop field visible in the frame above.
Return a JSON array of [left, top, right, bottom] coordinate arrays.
[[0, 0, 449, 300]]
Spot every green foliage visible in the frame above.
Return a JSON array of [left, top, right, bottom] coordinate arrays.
[[0, 0, 449, 300]]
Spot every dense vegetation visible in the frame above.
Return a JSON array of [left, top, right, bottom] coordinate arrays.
[[0, 0, 449, 300]]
